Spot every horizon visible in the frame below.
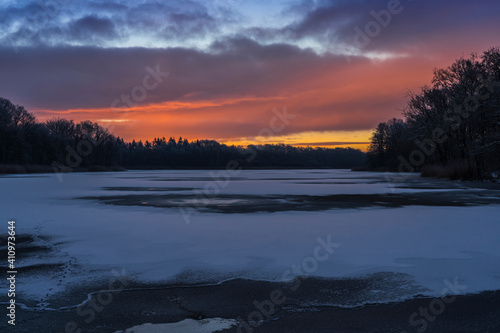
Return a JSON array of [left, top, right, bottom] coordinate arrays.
[[1, 0, 499, 151]]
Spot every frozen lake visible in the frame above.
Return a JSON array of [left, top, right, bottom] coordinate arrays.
[[1, 169, 500, 308]]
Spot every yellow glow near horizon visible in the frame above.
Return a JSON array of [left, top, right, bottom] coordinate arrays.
[[219, 130, 373, 151]]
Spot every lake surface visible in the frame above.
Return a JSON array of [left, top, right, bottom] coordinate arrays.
[[1, 169, 500, 308]]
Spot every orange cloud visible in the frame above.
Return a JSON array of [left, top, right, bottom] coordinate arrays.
[[28, 49, 478, 150]]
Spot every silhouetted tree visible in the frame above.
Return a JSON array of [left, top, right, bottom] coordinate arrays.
[[368, 47, 500, 179]]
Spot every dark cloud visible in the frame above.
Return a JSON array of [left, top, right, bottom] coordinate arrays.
[[0, 39, 330, 110], [121, 0, 221, 39], [68, 15, 118, 43], [0, 0, 236, 48], [2, 0, 498, 56], [158, 11, 219, 40], [0, 37, 433, 139], [249, 0, 500, 55], [87, 1, 129, 12]]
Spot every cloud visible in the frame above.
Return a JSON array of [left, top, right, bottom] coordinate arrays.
[[1, 0, 498, 56], [0, 0, 237, 48], [0, 40, 328, 110], [274, 0, 500, 56], [294, 142, 370, 146], [0, 37, 439, 141], [67, 15, 118, 44], [0, 0, 498, 143]]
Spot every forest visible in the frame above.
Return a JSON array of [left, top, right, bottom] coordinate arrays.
[[367, 47, 500, 180], [0, 98, 366, 173]]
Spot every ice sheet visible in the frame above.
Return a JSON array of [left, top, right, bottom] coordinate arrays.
[[1, 170, 499, 304]]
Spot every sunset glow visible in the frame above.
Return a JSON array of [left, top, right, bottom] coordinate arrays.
[[1, 0, 499, 149]]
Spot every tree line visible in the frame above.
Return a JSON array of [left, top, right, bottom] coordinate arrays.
[[0, 98, 366, 172], [367, 47, 500, 179], [121, 137, 365, 169]]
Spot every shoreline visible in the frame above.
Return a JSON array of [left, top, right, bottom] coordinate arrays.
[[3, 277, 499, 332], [0, 165, 349, 176]]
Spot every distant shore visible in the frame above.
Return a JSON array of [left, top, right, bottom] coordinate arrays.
[[0, 164, 356, 175], [0, 164, 127, 175]]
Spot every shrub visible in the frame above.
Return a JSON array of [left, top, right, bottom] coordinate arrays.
[[0, 164, 27, 174], [421, 160, 472, 180]]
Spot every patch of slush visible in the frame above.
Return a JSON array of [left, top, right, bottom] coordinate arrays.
[[114, 318, 238, 333]]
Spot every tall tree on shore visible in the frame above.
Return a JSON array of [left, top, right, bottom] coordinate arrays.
[[368, 47, 500, 179]]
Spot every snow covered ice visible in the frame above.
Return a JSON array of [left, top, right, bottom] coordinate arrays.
[[1, 169, 499, 307]]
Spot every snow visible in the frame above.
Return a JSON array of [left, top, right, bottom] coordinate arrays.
[[114, 318, 238, 333], [1, 170, 499, 304]]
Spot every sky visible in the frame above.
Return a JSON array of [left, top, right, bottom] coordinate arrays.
[[0, 0, 499, 150]]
